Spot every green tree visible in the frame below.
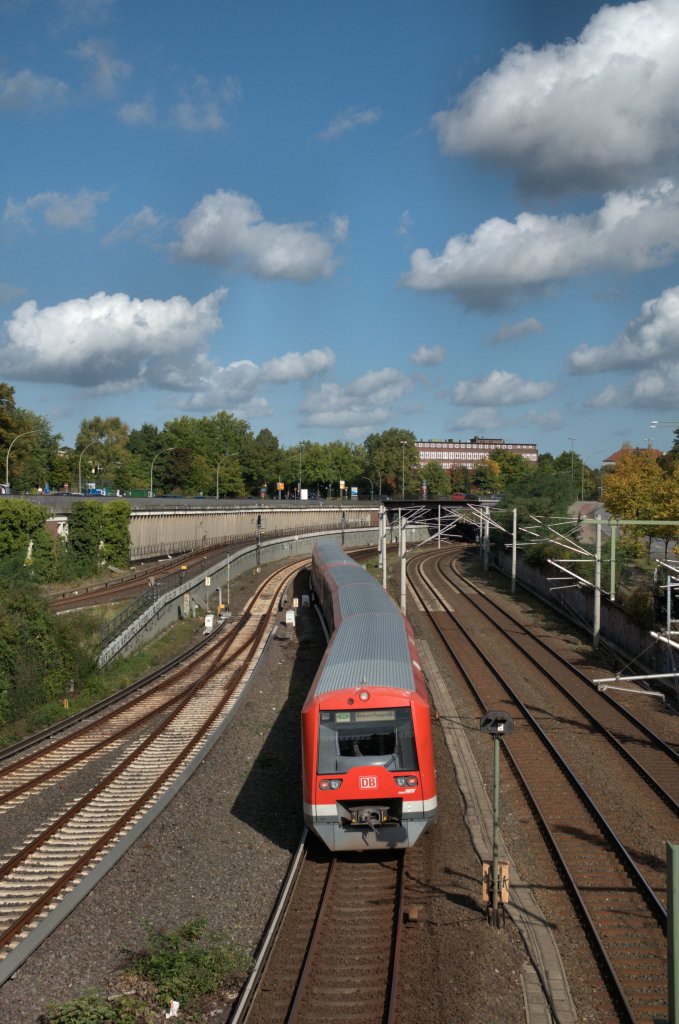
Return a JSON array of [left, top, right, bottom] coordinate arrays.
[[449, 465, 474, 494], [162, 412, 252, 495], [128, 422, 164, 460], [67, 501, 105, 574], [102, 500, 131, 567], [0, 500, 47, 558], [421, 461, 451, 497], [470, 459, 499, 494], [249, 428, 281, 495], [75, 416, 132, 492], [490, 449, 532, 491], [0, 584, 95, 726], [364, 428, 418, 496]]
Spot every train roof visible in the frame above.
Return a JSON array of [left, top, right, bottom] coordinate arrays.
[[313, 537, 354, 567], [314, 614, 416, 695]]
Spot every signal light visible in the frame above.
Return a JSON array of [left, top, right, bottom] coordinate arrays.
[[395, 776, 418, 787], [319, 778, 343, 790]]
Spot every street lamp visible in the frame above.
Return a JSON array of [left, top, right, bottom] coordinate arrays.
[[216, 451, 238, 499], [296, 442, 306, 498], [4, 429, 39, 492], [150, 447, 175, 498], [651, 419, 679, 438], [568, 435, 576, 483], [77, 439, 100, 495], [400, 441, 408, 499], [361, 476, 374, 500]]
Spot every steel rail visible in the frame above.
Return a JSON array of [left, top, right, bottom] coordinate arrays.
[[435, 555, 679, 812], [0, 560, 302, 958], [286, 853, 405, 1024], [410, 550, 668, 1024], [0, 559, 308, 793], [444, 554, 679, 764]]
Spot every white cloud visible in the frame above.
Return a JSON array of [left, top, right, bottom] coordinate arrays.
[[170, 75, 240, 132], [118, 95, 156, 125], [491, 317, 544, 343], [453, 369, 555, 405], [524, 409, 564, 431], [569, 283, 679, 373], [4, 189, 110, 230], [332, 215, 349, 242], [1, 290, 227, 388], [0, 68, 68, 110], [262, 347, 335, 382], [396, 210, 413, 236], [453, 408, 502, 432], [72, 38, 131, 97], [102, 206, 166, 245], [181, 345, 333, 413], [173, 190, 342, 281], [300, 368, 412, 429], [409, 344, 446, 367], [1, 290, 336, 416], [400, 180, 679, 309], [568, 283, 679, 410], [588, 384, 622, 408], [434, 0, 679, 194], [587, 371, 679, 409], [319, 106, 381, 140]]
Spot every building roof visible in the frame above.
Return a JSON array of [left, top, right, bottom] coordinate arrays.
[[602, 446, 663, 465]]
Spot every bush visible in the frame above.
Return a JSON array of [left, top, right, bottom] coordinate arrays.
[[102, 501, 131, 568], [42, 919, 252, 1024], [522, 542, 566, 567], [0, 584, 96, 727], [133, 918, 252, 1006], [620, 585, 655, 627], [42, 991, 153, 1024]]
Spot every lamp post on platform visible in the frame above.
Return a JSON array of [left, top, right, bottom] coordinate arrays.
[[150, 447, 175, 498], [296, 442, 306, 498], [568, 435, 576, 484], [77, 439, 99, 496], [400, 441, 407, 499], [216, 452, 238, 499], [4, 429, 39, 493]]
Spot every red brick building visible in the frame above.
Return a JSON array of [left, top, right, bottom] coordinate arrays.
[[415, 436, 538, 471]]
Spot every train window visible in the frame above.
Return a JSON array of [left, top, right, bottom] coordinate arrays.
[[317, 707, 419, 774]]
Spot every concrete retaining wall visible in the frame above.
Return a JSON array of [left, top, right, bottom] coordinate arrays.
[[98, 527, 375, 665], [130, 506, 378, 560]]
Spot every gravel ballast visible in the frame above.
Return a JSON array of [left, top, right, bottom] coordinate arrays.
[[0, 553, 634, 1024]]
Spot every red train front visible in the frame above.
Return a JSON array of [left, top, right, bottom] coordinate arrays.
[[302, 538, 437, 852]]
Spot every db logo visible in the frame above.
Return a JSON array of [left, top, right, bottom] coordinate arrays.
[[359, 776, 378, 789]]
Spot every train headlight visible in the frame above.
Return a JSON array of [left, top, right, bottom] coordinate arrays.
[[395, 776, 418, 788], [358, 689, 370, 702], [319, 778, 343, 790]]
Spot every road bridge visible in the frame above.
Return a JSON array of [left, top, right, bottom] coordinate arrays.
[[28, 497, 379, 561]]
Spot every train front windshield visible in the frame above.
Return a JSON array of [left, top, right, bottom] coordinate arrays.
[[318, 707, 419, 774]]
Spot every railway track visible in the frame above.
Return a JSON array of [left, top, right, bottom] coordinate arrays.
[[48, 544, 227, 611], [0, 558, 308, 971], [409, 547, 676, 1024], [236, 837, 405, 1024]]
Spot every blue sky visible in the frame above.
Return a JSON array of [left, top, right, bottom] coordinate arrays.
[[2, 0, 679, 465]]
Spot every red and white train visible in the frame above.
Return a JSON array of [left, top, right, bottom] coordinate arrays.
[[302, 538, 437, 852]]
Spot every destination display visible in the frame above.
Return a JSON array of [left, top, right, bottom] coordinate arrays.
[[321, 709, 397, 724]]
